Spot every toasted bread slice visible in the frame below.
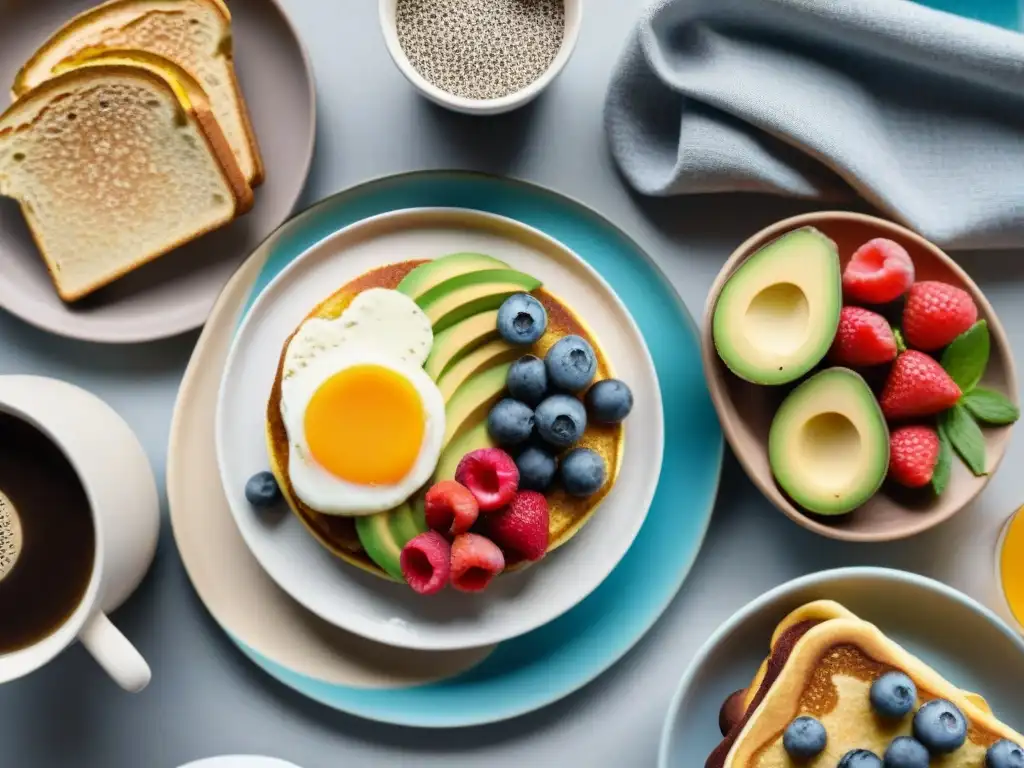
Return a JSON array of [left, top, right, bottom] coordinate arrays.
[[13, 0, 264, 186], [0, 59, 252, 302], [710, 601, 1022, 768]]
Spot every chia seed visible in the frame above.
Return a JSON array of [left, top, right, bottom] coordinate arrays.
[[395, 0, 565, 101]]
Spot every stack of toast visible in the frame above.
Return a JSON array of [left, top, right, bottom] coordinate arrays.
[[710, 601, 1023, 767], [0, 0, 262, 302]]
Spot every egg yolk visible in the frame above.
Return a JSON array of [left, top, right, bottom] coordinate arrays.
[[304, 365, 425, 485]]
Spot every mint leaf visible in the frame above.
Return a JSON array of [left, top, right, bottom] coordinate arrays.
[[941, 320, 989, 392], [963, 387, 1020, 425], [940, 404, 987, 476], [931, 430, 952, 496]]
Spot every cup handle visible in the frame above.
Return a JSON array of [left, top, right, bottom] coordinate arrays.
[[78, 611, 151, 693]]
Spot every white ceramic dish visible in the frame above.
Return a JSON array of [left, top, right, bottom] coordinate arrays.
[[378, 0, 582, 115], [658, 567, 1024, 767], [215, 207, 662, 651], [178, 758, 301, 768]]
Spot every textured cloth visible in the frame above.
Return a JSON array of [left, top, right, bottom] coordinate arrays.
[[605, 0, 1024, 249]]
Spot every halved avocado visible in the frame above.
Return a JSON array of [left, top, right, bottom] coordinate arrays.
[[424, 309, 501, 381], [443, 363, 511, 448], [419, 270, 542, 332], [435, 422, 494, 481], [354, 502, 426, 581], [397, 252, 508, 300], [437, 340, 521, 400], [768, 367, 889, 515], [713, 227, 841, 385]]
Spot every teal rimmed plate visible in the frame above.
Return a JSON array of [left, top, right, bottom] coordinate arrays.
[[167, 171, 723, 726]]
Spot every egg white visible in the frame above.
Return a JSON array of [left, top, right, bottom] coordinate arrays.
[[282, 288, 433, 382], [280, 348, 446, 516]]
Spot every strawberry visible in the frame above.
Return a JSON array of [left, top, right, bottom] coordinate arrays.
[[486, 491, 549, 562], [400, 531, 451, 595], [455, 448, 519, 511], [829, 306, 898, 366], [449, 533, 505, 593], [888, 426, 941, 488], [902, 281, 978, 351], [424, 480, 478, 536], [880, 351, 961, 420], [842, 238, 915, 304]]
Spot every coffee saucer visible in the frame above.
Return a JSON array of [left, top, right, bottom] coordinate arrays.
[[167, 171, 722, 726]]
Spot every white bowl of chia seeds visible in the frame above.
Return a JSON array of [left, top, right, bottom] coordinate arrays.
[[380, 0, 581, 115]]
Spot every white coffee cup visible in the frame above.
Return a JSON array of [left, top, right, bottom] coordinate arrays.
[[0, 376, 159, 692]]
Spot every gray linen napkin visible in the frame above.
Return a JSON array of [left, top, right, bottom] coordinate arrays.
[[605, 0, 1024, 249]]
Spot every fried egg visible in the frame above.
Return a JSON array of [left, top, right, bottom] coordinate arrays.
[[279, 289, 444, 516], [282, 288, 433, 381]]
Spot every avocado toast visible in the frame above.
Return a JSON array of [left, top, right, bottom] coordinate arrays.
[[265, 259, 624, 581], [710, 600, 1023, 767]]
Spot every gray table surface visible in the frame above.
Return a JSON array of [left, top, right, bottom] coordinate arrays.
[[1, 1, 1022, 766]]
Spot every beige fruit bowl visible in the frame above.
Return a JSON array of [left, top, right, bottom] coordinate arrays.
[[702, 211, 1018, 542]]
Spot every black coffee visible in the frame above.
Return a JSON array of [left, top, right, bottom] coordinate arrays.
[[0, 413, 95, 653]]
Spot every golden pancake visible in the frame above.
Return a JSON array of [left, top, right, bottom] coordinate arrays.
[[709, 601, 1022, 768], [265, 260, 624, 581]]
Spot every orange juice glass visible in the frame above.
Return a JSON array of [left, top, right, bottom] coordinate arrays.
[[997, 505, 1024, 633]]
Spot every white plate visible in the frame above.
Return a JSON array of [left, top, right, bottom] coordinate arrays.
[[658, 567, 1024, 767], [215, 207, 663, 651], [178, 758, 301, 768]]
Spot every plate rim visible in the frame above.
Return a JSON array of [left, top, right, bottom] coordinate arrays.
[[0, 0, 317, 344], [214, 205, 664, 651], [168, 169, 724, 727], [657, 565, 1024, 767]]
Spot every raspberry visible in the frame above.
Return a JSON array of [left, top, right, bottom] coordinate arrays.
[[829, 306, 898, 366], [449, 533, 505, 592], [424, 480, 478, 536], [888, 426, 941, 488], [454, 448, 519, 511], [902, 281, 978, 351], [486, 491, 550, 562], [880, 351, 961, 421], [842, 238, 915, 304], [400, 531, 451, 595]]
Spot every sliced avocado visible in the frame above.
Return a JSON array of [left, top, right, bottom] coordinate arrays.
[[435, 422, 494, 481], [437, 340, 521, 400], [419, 269, 542, 333], [397, 252, 508, 300], [768, 367, 889, 516], [355, 502, 427, 581], [443, 363, 511, 448], [424, 310, 500, 381], [713, 227, 841, 385]]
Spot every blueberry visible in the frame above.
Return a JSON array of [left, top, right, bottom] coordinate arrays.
[[545, 335, 597, 392], [883, 737, 930, 768], [487, 399, 535, 447], [782, 716, 827, 760], [912, 699, 967, 755], [560, 448, 607, 497], [838, 749, 883, 768], [245, 471, 281, 508], [535, 394, 587, 448], [507, 355, 548, 407], [515, 445, 558, 492], [497, 294, 547, 345], [585, 379, 634, 424], [987, 740, 1024, 768], [870, 672, 917, 719]]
